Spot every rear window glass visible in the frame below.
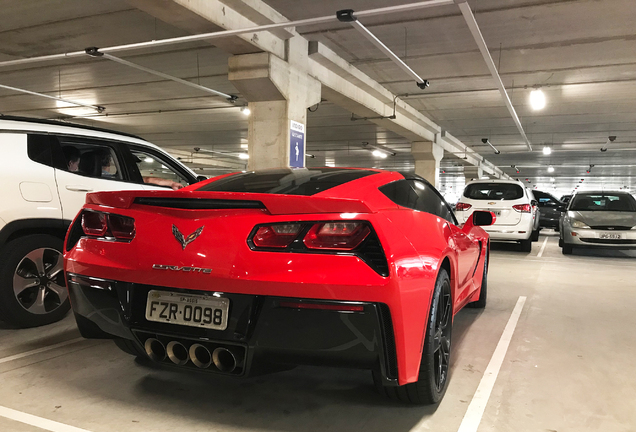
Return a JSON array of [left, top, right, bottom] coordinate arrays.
[[197, 168, 377, 196], [464, 183, 524, 200], [570, 193, 636, 212]]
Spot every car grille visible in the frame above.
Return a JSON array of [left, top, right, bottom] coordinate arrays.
[[580, 239, 636, 245], [589, 225, 633, 231]]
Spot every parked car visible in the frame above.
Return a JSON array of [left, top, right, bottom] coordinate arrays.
[[560, 191, 636, 254], [455, 180, 539, 252], [64, 168, 494, 404], [560, 195, 572, 205], [533, 190, 566, 231], [0, 116, 202, 327]]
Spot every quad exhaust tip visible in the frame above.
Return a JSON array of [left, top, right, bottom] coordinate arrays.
[[189, 343, 213, 369], [166, 341, 189, 365], [212, 347, 237, 373], [144, 338, 166, 362]]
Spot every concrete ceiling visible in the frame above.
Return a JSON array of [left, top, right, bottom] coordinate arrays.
[[1, 0, 635, 197]]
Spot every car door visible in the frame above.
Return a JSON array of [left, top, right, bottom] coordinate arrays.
[[121, 145, 195, 191], [51, 135, 147, 221]]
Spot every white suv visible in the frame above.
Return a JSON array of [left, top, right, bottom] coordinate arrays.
[[0, 116, 202, 327], [455, 180, 539, 252]]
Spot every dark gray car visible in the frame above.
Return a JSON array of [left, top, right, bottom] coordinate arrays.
[[534, 190, 566, 230]]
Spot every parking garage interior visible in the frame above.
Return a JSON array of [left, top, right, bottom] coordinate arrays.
[[1, 1, 636, 431]]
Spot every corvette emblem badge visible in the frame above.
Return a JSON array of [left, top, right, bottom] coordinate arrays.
[[172, 225, 204, 250]]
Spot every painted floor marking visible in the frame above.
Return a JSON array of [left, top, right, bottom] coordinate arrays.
[[456, 296, 527, 432], [537, 237, 549, 258], [0, 405, 94, 432], [0, 337, 84, 365]]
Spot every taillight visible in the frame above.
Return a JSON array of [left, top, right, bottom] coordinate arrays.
[[513, 204, 532, 213], [252, 223, 302, 248], [81, 211, 136, 241], [304, 222, 370, 250], [81, 212, 107, 236], [455, 202, 472, 211]]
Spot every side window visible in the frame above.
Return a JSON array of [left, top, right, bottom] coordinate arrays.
[[27, 134, 55, 166], [409, 180, 456, 224], [129, 148, 189, 189], [379, 179, 457, 224], [57, 137, 124, 181]]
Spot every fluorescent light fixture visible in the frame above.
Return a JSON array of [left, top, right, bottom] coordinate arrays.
[[550, 177, 555, 182], [542, 146, 552, 155], [530, 89, 546, 110], [238, 153, 249, 160], [547, 165, 555, 173], [372, 149, 388, 159], [241, 106, 251, 116], [363, 142, 396, 157]]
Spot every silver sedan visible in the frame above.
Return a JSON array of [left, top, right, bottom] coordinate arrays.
[[560, 191, 636, 254]]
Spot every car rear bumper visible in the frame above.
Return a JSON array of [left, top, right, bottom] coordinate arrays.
[[67, 273, 399, 385], [562, 228, 636, 248], [482, 227, 532, 241]]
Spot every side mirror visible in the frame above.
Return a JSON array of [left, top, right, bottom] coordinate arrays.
[[531, 200, 539, 207], [463, 210, 495, 231], [196, 175, 208, 182]]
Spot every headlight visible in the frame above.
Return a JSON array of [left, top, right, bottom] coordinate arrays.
[[570, 220, 589, 229]]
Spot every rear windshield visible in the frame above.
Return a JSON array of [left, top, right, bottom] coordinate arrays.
[[197, 168, 378, 196], [569, 193, 636, 212], [463, 183, 524, 200]]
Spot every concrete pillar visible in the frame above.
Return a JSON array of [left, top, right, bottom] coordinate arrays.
[[229, 37, 321, 170], [412, 141, 444, 187]]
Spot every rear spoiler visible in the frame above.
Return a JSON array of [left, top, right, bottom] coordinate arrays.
[[86, 190, 372, 215]]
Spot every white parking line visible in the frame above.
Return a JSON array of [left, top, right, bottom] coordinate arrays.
[[456, 296, 526, 432], [537, 237, 549, 257], [0, 405, 93, 432], [0, 337, 84, 365]]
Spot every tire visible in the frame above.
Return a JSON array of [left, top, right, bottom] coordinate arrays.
[[554, 225, 560, 232], [562, 244, 573, 255], [558, 237, 563, 247], [0, 235, 70, 327], [467, 250, 488, 309], [519, 238, 532, 252], [531, 229, 539, 242], [374, 269, 452, 405]]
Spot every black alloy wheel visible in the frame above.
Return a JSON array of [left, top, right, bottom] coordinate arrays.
[[0, 235, 70, 327]]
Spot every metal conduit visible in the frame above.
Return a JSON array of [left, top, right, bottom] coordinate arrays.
[[0, 83, 105, 112], [0, 0, 454, 69], [454, 0, 533, 151]]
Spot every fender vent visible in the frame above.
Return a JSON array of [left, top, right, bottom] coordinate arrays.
[[378, 303, 398, 380]]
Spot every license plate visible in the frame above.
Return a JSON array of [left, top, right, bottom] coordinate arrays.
[[489, 210, 502, 217], [145, 290, 229, 330], [599, 233, 622, 240]]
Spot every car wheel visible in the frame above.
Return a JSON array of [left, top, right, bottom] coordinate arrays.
[[554, 225, 560, 232], [0, 235, 70, 327], [531, 229, 539, 242], [519, 238, 532, 252], [562, 244, 573, 255], [558, 237, 563, 247], [374, 269, 452, 404], [467, 250, 488, 309]]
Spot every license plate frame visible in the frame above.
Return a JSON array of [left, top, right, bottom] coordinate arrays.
[[145, 290, 229, 330], [599, 233, 622, 240]]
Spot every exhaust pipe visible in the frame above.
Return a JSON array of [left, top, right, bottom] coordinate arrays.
[[166, 341, 189, 365], [212, 347, 238, 373], [144, 338, 166, 362], [189, 344, 213, 369]]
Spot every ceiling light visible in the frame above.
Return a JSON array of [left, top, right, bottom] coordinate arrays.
[[372, 149, 388, 159], [530, 89, 546, 110], [547, 165, 555, 173], [238, 153, 249, 160], [550, 177, 555, 182], [240, 106, 251, 116], [542, 146, 551, 155], [144, 157, 153, 163]]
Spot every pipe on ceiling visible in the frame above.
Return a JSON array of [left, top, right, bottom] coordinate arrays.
[[454, 0, 533, 152], [0, 83, 104, 112]]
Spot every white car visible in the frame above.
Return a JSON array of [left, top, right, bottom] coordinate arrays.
[[0, 116, 203, 327], [454, 180, 540, 252]]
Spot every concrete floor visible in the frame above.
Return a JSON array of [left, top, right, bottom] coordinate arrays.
[[1, 231, 635, 432]]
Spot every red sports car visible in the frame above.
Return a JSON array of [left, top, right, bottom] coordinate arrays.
[[64, 168, 493, 404]]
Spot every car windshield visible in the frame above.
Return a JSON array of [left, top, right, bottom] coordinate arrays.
[[569, 193, 636, 212], [463, 183, 524, 200], [197, 168, 378, 196]]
